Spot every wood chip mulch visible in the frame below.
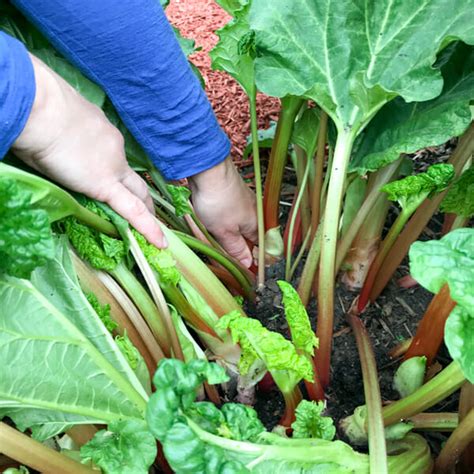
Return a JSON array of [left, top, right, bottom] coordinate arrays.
[[166, 0, 280, 163]]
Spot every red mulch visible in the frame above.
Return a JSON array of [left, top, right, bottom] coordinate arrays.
[[166, 0, 280, 163]]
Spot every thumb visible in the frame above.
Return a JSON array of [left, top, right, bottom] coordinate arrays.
[[218, 232, 253, 268]]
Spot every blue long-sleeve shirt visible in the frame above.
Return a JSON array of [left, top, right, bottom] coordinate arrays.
[[0, 0, 230, 180]]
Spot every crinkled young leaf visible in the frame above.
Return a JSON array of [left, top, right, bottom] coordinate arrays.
[[291, 400, 336, 441], [216, 0, 249, 16], [444, 306, 473, 383], [350, 42, 474, 174], [217, 311, 314, 391], [220, 403, 265, 442], [86, 292, 117, 333], [64, 217, 124, 271], [409, 228, 474, 311], [166, 184, 192, 217], [381, 164, 454, 210], [0, 177, 54, 278], [250, 0, 474, 134], [277, 281, 318, 356], [132, 230, 180, 285], [440, 166, 474, 217], [393, 356, 427, 398], [80, 419, 156, 474]]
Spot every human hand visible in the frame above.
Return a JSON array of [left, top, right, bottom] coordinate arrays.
[[189, 157, 257, 267], [12, 53, 165, 248]]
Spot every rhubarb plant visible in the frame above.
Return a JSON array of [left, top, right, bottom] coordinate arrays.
[[146, 358, 434, 473], [248, 0, 474, 387]]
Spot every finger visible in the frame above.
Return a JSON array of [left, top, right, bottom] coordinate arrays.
[[242, 223, 258, 244], [121, 170, 155, 214], [104, 182, 167, 248], [216, 231, 253, 268]]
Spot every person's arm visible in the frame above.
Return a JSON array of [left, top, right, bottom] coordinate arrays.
[[11, 0, 257, 265]]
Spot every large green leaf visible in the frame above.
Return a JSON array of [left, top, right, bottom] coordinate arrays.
[[210, 2, 255, 96], [409, 228, 474, 381], [350, 42, 474, 174], [250, 0, 474, 133], [0, 239, 147, 439]]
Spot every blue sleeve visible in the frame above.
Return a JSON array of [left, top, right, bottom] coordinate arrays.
[[0, 32, 36, 159], [11, 0, 231, 180]]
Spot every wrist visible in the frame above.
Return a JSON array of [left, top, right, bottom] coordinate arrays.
[[12, 54, 65, 154], [188, 156, 235, 193]]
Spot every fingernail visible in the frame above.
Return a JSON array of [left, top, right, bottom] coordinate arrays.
[[241, 256, 252, 268], [161, 235, 169, 248]]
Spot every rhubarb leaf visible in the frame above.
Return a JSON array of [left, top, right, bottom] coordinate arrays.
[[440, 166, 474, 217], [291, 108, 320, 159], [291, 400, 335, 441], [350, 42, 474, 174], [0, 238, 147, 439], [166, 185, 192, 217], [409, 228, 474, 311], [444, 306, 474, 383], [0, 177, 54, 278], [250, 0, 474, 133], [147, 359, 432, 473], [132, 230, 180, 285], [86, 292, 118, 333], [80, 419, 156, 474], [277, 281, 318, 356], [210, 2, 255, 97], [217, 311, 314, 392], [243, 121, 276, 159], [381, 164, 454, 211], [409, 228, 474, 381]]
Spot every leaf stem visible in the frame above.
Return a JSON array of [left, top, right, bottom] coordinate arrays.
[[0, 422, 95, 474], [403, 284, 456, 364], [434, 409, 474, 473], [74, 204, 119, 237], [263, 97, 304, 231], [310, 111, 328, 237], [174, 230, 255, 299], [249, 94, 266, 289], [382, 361, 465, 426], [316, 129, 355, 387], [348, 314, 388, 474], [408, 412, 458, 432]]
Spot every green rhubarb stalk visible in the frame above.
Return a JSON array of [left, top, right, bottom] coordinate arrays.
[[434, 409, 474, 473], [358, 205, 418, 311], [285, 153, 312, 281], [297, 220, 323, 306], [263, 97, 304, 232], [336, 158, 402, 272], [408, 413, 458, 432], [0, 422, 95, 474], [316, 129, 355, 388], [348, 314, 388, 474], [310, 111, 328, 237], [174, 230, 255, 299], [249, 95, 266, 289], [111, 261, 172, 357], [128, 229, 185, 361], [382, 361, 465, 426], [289, 227, 311, 279], [293, 145, 312, 235]]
